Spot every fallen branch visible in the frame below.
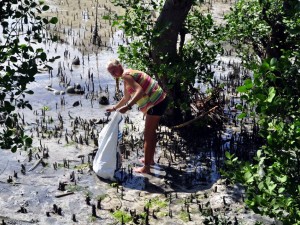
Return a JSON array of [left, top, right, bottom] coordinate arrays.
[[28, 158, 43, 172], [0, 160, 9, 175], [171, 106, 219, 129], [55, 192, 75, 198]]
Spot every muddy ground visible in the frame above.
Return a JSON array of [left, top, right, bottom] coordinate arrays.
[[0, 106, 275, 225]]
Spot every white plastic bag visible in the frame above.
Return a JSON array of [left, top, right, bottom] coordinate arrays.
[[93, 111, 123, 180]]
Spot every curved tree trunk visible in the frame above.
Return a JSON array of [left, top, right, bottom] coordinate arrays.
[[151, 0, 193, 123], [152, 0, 193, 65]]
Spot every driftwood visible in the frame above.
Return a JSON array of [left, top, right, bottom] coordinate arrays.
[[0, 215, 36, 224], [171, 106, 218, 129]]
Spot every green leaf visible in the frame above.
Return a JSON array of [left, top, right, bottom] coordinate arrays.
[[39, 52, 47, 61], [244, 171, 253, 183], [225, 151, 232, 159], [25, 90, 34, 94], [270, 58, 277, 66], [1, 21, 9, 27], [42, 5, 49, 11], [238, 112, 247, 119], [266, 87, 275, 103], [244, 79, 253, 89], [36, 48, 44, 53], [49, 17, 58, 24], [261, 61, 270, 72], [268, 183, 277, 194], [112, 20, 119, 26], [257, 150, 262, 158], [237, 85, 247, 93], [236, 104, 243, 110], [42, 18, 49, 24], [5, 117, 13, 127], [267, 134, 272, 143], [102, 15, 110, 20], [24, 137, 32, 147], [11, 145, 18, 153], [278, 187, 285, 194], [278, 175, 287, 183], [10, 56, 18, 62], [258, 181, 264, 191], [30, 2, 37, 7]]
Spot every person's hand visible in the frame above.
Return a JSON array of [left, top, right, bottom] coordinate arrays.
[[106, 106, 116, 112]]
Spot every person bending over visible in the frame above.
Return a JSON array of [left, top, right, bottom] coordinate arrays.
[[106, 59, 168, 174]]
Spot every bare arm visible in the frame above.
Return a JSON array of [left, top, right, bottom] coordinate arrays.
[[106, 81, 131, 112], [115, 82, 131, 108], [116, 74, 145, 114], [107, 73, 145, 113]]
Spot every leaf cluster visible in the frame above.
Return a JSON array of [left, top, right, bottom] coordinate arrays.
[[223, 0, 300, 224], [0, 0, 58, 151]]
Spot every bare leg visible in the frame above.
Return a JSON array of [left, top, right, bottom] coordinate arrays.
[[139, 158, 155, 165], [134, 114, 161, 173]]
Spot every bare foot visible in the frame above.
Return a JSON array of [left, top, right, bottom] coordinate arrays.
[[139, 158, 155, 165], [133, 166, 150, 174]]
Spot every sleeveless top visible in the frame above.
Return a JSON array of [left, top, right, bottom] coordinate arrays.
[[123, 69, 166, 114]]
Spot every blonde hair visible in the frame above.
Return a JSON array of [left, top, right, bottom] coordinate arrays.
[[106, 59, 121, 69]]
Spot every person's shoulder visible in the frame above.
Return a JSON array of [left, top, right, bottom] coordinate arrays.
[[122, 69, 144, 79], [123, 68, 133, 75], [122, 69, 134, 80]]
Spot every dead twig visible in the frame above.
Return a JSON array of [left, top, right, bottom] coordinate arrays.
[[171, 106, 218, 129]]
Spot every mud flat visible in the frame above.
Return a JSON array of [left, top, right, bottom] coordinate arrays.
[[44, 0, 124, 54], [0, 105, 276, 225]]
